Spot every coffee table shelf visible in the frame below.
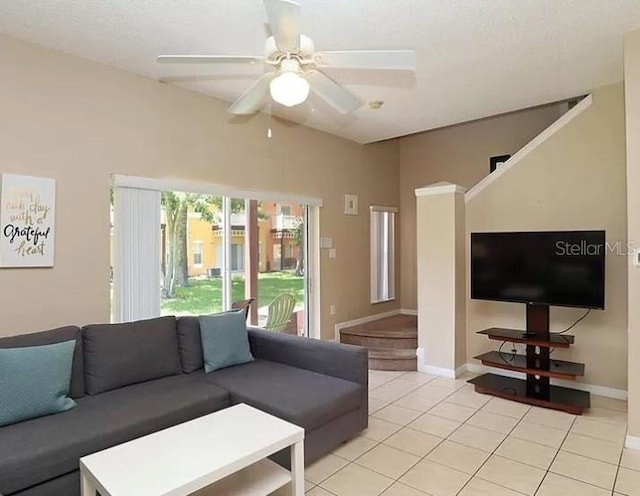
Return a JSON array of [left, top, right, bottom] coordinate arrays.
[[204, 459, 291, 495]]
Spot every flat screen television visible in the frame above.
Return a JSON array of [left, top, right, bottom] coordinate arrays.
[[470, 230, 605, 309]]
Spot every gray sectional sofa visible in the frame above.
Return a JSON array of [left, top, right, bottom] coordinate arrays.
[[0, 316, 368, 496]]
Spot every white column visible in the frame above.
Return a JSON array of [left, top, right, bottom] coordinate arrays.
[[113, 187, 161, 322], [415, 182, 467, 377]]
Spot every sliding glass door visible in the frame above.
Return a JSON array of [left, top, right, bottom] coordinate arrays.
[[112, 182, 314, 337]]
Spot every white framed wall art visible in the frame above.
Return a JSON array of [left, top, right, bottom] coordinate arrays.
[[0, 173, 56, 268]]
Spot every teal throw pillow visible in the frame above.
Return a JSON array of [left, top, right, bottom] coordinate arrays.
[[199, 310, 254, 373], [0, 340, 77, 427]]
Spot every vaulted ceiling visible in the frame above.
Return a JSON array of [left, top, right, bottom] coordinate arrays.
[[1, 0, 639, 143]]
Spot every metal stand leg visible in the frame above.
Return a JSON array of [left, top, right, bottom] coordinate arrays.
[[291, 440, 305, 496]]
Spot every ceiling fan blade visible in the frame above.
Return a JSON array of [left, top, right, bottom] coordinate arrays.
[[228, 73, 274, 115], [306, 70, 361, 114], [157, 55, 263, 65], [264, 0, 300, 52], [316, 50, 416, 70]]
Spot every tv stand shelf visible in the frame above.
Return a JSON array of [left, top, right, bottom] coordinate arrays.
[[469, 374, 590, 415], [469, 304, 590, 415], [474, 351, 585, 380], [477, 328, 574, 348]]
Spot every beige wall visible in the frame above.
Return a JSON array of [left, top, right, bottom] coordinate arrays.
[[466, 83, 628, 391], [624, 30, 640, 439], [399, 104, 564, 310], [0, 34, 399, 340]]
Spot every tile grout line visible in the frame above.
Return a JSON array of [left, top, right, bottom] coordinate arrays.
[[361, 373, 475, 495], [377, 376, 528, 494], [319, 371, 439, 495], [363, 373, 630, 496], [609, 423, 629, 496], [452, 402, 534, 496], [530, 415, 577, 495], [370, 375, 534, 495], [545, 418, 628, 493], [369, 371, 451, 495]]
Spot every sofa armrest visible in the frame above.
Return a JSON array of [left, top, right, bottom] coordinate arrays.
[[247, 328, 368, 387]]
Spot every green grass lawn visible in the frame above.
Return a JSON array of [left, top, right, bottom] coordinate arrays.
[[161, 271, 304, 316]]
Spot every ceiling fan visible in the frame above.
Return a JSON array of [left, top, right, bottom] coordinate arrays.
[[157, 0, 416, 115]]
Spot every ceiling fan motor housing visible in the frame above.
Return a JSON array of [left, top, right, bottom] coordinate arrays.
[[264, 34, 315, 63]]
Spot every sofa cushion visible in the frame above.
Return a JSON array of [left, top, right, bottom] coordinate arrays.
[[82, 316, 182, 394], [176, 316, 203, 373], [0, 326, 84, 399], [0, 341, 77, 427], [200, 359, 363, 431], [0, 374, 229, 495], [200, 311, 253, 373]]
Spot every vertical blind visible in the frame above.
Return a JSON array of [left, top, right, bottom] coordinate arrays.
[[370, 205, 397, 303], [113, 187, 161, 322]]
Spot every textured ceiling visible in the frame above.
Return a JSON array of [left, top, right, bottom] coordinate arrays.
[[1, 0, 639, 143]]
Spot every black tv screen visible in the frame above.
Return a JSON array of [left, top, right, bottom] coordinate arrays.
[[471, 231, 605, 309]]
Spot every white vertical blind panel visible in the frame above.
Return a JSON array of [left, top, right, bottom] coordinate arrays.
[[113, 187, 161, 322], [222, 196, 232, 310]]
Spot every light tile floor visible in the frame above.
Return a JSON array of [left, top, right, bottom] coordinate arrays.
[[293, 370, 635, 496]]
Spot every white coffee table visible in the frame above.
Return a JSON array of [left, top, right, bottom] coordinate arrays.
[[79, 404, 305, 496]]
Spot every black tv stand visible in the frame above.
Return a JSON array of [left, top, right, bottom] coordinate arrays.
[[468, 303, 590, 415]]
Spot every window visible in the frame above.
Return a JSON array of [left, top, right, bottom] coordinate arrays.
[[193, 241, 203, 266], [370, 206, 397, 303], [231, 243, 244, 271], [277, 204, 291, 216]]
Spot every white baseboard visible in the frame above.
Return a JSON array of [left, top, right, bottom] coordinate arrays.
[[455, 364, 469, 378], [465, 363, 628, 400], [418, 364, 457, 378], [400, 308, 418, 316], [626, 435, 640, 451], [416, 348, 467, 378]]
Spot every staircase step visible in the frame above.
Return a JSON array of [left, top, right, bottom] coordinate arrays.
[[340, 315, 417, 338], [370, 357, 417, 371], [369, 348, 417, 360], [341, 334, 417, 349], [340, 315, 418, 372]]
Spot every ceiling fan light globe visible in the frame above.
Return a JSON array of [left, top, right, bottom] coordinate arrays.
[[269, 72, 310, 107]]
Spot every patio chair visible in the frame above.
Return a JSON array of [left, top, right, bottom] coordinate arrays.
[[263, 293, 296, 332], [232, 297, 255, 320]]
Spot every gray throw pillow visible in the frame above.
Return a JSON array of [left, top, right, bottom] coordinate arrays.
[[0, 341, 76, 427], [199, 310, 254, 373]]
